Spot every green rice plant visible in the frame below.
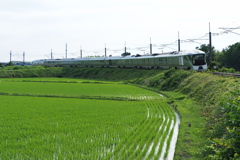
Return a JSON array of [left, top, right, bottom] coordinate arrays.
[[164, 128, 174, 159], [115, 115, 153, 159], [145, 103, 165, 159], [0, 78, 164, 100], [154, 120, 172, 160], [140, 104, 162, 157], [155, 113, 175, 160], [150, 103, 176, 160], [0, 95, 147, 159], [0, 77, 115, 84], [109, 101, 176, 160], [109, 104, 151, 159], [110, 114, 148, 153], [0, 78, 177, 159]]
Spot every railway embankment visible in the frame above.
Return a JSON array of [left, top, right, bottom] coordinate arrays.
[[1, 66, 240, 159], [0, 66, 61, 78]]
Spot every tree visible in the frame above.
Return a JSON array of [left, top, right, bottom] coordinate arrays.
[[204, 95, 240, 159], [222, 42, 240, 71], [214, 51, 224, 68], [196, 44, 216, 66], [6, 62, 14, 66]]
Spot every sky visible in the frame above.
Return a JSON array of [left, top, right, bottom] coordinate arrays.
[[0, 0, 240, 62]]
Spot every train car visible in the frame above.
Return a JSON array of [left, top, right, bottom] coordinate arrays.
[[32, 49, 207, 71], [31, 59, 45, 65]]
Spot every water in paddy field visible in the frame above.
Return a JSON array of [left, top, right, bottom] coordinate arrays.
[[167, 112, 180, 160]]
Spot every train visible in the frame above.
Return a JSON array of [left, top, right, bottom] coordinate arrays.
[[32, 49, 207, 71]]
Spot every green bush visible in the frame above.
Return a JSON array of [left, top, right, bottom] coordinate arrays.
[[218, 67, 236, 73], [203, 92, 240, 159], [160, 68, 194, 91]]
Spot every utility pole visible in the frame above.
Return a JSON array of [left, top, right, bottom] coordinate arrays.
[[51, 49, 53, 59], [80, 46, 82, 58], [10, 51, 12, 63], [209, 22, 212, 64], [23, 51, 25, 65], [124, 41, 127, 53], [178, 31, 180, 52], [150, 38, 152, 55], [105, 44, 107, 57], [65, 43, 68, 59]]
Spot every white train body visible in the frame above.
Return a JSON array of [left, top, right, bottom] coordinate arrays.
[[32, 50, 207, 71]]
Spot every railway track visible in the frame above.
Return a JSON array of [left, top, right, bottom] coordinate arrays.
[[212, 72, 240, 78]]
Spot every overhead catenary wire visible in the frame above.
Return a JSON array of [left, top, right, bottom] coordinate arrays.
[[7, 21, 240, 61], [219, 26, 240, 36]]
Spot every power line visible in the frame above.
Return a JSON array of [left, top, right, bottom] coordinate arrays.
[[219, 27, 240, 36], [6, 21, 240, 61]]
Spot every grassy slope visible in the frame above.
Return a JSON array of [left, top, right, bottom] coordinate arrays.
[[0, 66, 62, 78], [1, 66, 239, 159]]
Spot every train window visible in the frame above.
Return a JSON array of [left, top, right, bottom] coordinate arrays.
[[188, 54, 206, 65], [192, 54, 206, 65], [187, 55, 192, 62]]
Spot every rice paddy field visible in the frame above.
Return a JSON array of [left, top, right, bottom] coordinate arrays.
[[0, 78, 178, 159]]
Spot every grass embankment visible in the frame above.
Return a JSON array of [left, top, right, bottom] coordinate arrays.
[[1, 66, 240, 159], [0, 66, 62, 78]]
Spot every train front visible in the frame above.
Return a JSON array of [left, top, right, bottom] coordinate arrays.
[[185, 50, 208, 71]]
